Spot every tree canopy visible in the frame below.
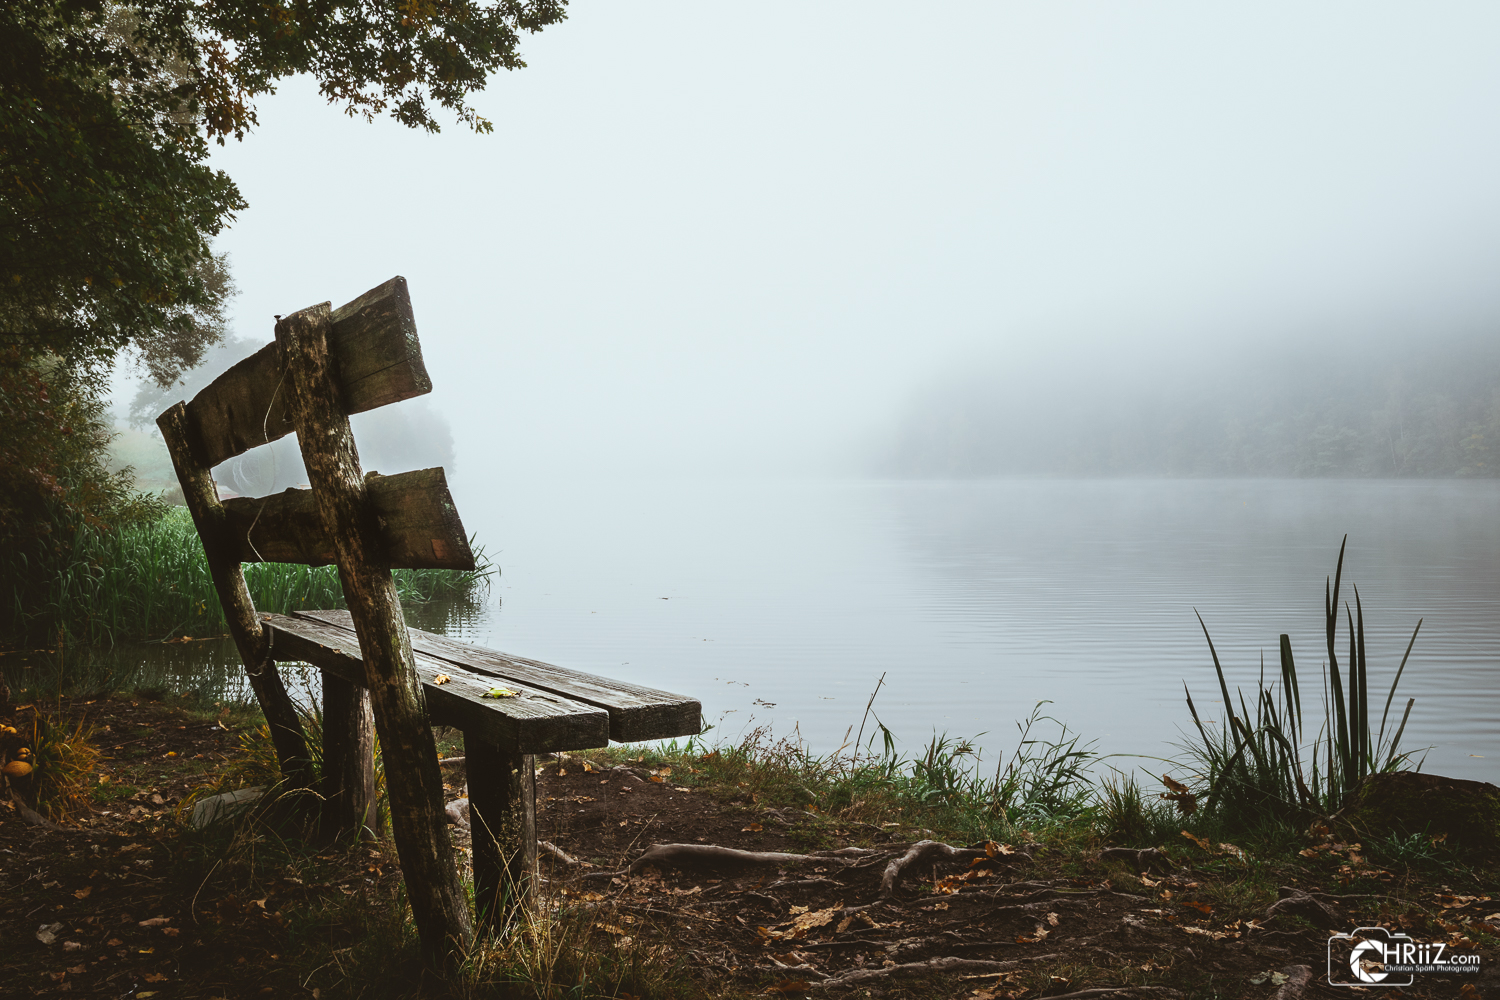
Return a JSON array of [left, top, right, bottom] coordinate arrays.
[[1, 0, 565, 556], [2, 0, 567, 381]]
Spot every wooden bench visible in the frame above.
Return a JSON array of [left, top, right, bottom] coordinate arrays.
[[157, 276, 700, 964]]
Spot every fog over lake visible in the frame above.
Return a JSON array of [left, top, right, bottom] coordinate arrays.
[[438, 476, 1500, 781], [108, 4, 1500, 783]]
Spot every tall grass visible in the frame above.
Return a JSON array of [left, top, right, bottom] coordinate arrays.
[[1181, 537, 1422, 830], [653, 700, 1099, 845], [2, 507, 493, 645]]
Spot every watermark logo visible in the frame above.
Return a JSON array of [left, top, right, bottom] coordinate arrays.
[[1328, 927, 1481, 986]]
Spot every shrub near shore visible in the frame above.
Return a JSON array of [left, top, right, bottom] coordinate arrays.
[[1, 506, 493, 646]]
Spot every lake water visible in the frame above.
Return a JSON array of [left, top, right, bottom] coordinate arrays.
[[67, 478, 1500, 784], [443, 477, 1500, 782]]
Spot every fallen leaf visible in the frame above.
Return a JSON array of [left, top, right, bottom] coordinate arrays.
[[433, 674, 451, 685], [1046, 912, 1060, 926], [1181, 830, 1213, 851], [138, 917, 171, 928], [649, 775, 665, 783], [759, 903, 845, 941], [73, 887, 91, 899], [1218, 843, 1246, 861], [1181, 900, 1213, 916], [1016, 922, 1050, 944], [143, 972, 169, 982], [483, 687, 518, 699], [674, 786, 691, 792], [764, 982, 812, 995], [35, 922, 63, 945], [1179, 925, 1238, 940], [66, 965, 85, 975], [63, 941, 83, 951], [742, 822, 764, 832]]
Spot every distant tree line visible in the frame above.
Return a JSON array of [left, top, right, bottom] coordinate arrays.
[[881, 333, 1500, 478]]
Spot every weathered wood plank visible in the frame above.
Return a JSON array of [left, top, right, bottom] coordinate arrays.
[[466, 742, 534, 933], [156, 403, 314, 790], [276, 301, 469, 966], [185, 276, 431, 468], [221, 468, 474, 570], [262, 613, 610, 752], [296, 609, 702, 743], [322, 676, 377, 839]]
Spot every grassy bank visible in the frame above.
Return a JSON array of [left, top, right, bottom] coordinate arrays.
[[1, 506, 493, 646]]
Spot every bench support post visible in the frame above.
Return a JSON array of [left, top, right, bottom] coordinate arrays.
[[321, 676, 377, 839], [157, 403, 313, 792], [278, 304, 473, 966], [465, 738, 535, 933]]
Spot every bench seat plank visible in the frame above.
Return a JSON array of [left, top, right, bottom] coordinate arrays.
[[294, 609, 702, 743], [262, 613, 609, 753]]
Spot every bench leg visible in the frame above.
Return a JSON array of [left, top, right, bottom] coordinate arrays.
[[322, 675, 376, 840], [465, 738, 534, 933]]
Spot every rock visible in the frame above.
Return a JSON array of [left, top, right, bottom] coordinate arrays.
[[189, 786, 265, 828], [1264, 888, 1340, 927], [1333, 772, 1500, 850], [444, 797, 470, 827]]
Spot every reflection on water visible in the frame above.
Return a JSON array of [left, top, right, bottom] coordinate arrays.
[[2, 591, 489, 712], [19, 479, 1500, 784]]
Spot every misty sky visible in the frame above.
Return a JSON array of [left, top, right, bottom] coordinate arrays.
[[121, 2, 1500, 481]]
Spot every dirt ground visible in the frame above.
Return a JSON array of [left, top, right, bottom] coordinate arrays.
[[4, 696, 1498, 999]]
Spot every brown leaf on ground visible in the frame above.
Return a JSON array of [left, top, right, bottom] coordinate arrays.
[[1181, 830, 1212, 851]]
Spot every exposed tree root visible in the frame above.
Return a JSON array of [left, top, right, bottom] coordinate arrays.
[[811, 953, 1061, 988], [627, 843, 823, 874], [1042, 988, 1185, 1000], [1097, 847, 1175, 874], [879, 840, 1033, 898], [1263, 889, 1340, 927], [538, 839, 580, 865]]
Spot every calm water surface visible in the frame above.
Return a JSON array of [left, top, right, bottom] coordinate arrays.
[[441, 478, 1500, 781], [62, 479, 1498, 784]]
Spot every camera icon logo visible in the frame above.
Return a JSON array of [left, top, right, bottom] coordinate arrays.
[[1328, 927, 1416, 988]]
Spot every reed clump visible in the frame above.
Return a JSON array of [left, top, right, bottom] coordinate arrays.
[[1178, 537, 1423, 832], [2, 506, 494, 646]]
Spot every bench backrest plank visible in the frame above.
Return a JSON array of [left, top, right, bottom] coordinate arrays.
[[222, 469, 474, 570], [187, 277, 431, 468], [297, 609, 702, 743]]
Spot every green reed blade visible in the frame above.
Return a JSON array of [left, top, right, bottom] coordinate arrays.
[[1279, 634, 1301, 744], [1195, 609, 1241, 744], [1354, 585, 1370, 772], [1378, 619, 1421, 748], [1386, 698, 1415, 770]]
